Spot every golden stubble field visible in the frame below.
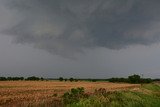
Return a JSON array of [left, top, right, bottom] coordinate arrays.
[[0, 81, 140, 106]]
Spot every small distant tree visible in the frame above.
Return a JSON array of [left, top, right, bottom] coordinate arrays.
[[59, 77, 64, 81], [0, 77, 7, 81], [128, 74, 141, 84], [20, 77, 24, 80], [64, 78, 67, 82], [7, 77, 12, 81], [26, 76, 40, 81], [92, 79, 97, 82], [40, 77, 44, 81], [69, 78, 74, 82], [141, 78, 152, 83]]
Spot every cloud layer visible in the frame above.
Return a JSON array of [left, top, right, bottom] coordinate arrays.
[[1, 0, 160, 57]]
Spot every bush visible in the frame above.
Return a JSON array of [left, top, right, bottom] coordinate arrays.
[[62, 87, 87, 104], [95, 88, 107, 96]]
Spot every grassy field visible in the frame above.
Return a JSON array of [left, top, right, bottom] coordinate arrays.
[[0, 81, 139, 107], [66, 83, 160, 107]]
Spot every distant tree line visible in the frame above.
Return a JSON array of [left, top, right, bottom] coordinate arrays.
[[25, 76, 44, 81], [58, 74, 157, 84], [0, 74, 159, 84], [58, 77, 110, 82], [0, 76, 44, 81], [108, 74, 153, 84], [58, 77, 79, 82]]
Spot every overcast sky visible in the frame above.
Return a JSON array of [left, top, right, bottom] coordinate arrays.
[[0, 0, 160, 78]]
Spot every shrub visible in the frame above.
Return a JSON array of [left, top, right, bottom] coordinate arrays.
[[75, 79, 78, 82], [62, 87, 87, 104], [95, 88, 107, 96]]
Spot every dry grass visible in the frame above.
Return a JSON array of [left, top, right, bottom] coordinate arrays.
[[0, 81, 140, 106]]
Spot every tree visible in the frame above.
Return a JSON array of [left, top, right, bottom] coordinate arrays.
[[69, 78, 74, 82], [128, 74, 141, 83], [64, 78, 67, 82], [0, 77, 6, 81], [26, 76, 40, 81], [40, 77, 44, 81], [59, 77, 63, 81]]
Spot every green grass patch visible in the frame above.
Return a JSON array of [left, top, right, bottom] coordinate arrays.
[[68, 91, 160, 107], [142, 83, 160, 91], [64, 83, 160, 107]]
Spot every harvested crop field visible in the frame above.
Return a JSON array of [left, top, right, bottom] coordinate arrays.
[[0, 81, 140, 106]]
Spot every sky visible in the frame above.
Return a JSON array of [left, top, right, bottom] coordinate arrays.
[[0, 0, 160, 78]]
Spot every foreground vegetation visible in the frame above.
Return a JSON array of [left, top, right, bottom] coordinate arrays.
[[63, 83, 160, 107]]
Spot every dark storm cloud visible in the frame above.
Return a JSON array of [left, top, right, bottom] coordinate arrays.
[[1, 0, 160, 57]]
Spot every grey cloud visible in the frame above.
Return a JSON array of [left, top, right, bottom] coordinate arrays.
[[1, 0, 160, 57]]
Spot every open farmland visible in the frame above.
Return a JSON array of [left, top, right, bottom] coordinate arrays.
[[0, 81, 140, 106]]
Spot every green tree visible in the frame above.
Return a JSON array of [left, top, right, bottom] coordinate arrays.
[[69, 78, 74, 82], [26, 76, 40, 81], [64, 78, 67, 81], [40, 77, 44, 81], [128, 74, 141, 83], [59, 77, 63, 81]]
